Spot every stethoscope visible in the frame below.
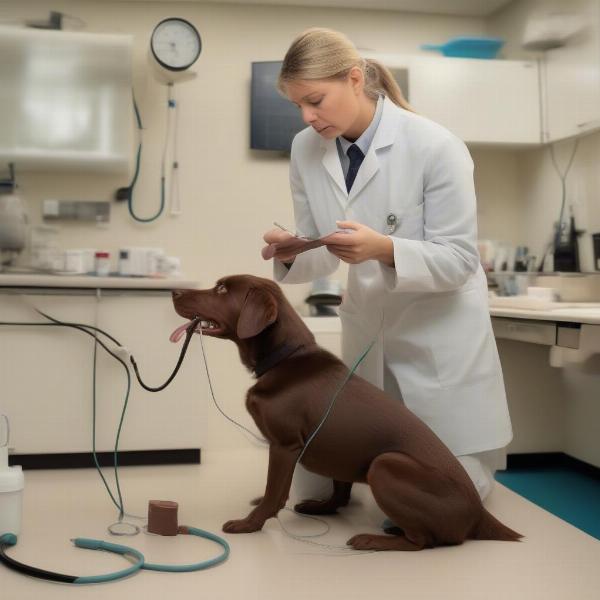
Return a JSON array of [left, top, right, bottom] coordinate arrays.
[[386, 213, 399, 234], [0, 528, 230, 584]]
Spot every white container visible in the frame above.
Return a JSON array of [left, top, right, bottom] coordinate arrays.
[[64, 249, 85, 273], [95, 251, 111, 276], [0, 445, 24, 537]]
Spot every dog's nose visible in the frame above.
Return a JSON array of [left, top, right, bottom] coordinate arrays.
[[172, 289, 184, 299]]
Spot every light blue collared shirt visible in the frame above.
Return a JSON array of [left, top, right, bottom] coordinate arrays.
[[336, 95, 384, 179]]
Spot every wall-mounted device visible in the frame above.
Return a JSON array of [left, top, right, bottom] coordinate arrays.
[[122, 17, 202, 222], [42, 200, 110, 223], [148, 17, 202, 84], [0, 164, 27, 269]]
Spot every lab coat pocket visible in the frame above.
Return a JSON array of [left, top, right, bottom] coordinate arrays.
[[418, 288, 497, 389], [395, 202, 424, 241]]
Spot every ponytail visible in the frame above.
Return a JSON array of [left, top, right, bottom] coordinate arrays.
[[364, 58, 414, 112]]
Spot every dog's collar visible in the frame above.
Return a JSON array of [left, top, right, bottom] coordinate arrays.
[[254, 343, 303, 378]]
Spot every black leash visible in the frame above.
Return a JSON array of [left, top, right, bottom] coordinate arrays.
[[130, 317, 201, 392]]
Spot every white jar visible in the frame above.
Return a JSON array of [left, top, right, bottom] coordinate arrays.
[[64, 249, 85, 273], [95, 251, 111, 277], [0, 446, 24, 537]]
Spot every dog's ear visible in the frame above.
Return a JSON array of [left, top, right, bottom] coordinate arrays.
[[236, 287, 278, 339]]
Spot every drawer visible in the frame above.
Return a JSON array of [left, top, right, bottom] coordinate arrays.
[[491, 317, 556, 345], [556, 322, 581, 349]]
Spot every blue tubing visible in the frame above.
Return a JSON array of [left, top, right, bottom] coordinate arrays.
[[142, 527, 230, 572]]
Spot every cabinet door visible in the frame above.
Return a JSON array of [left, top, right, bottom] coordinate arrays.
[[0, 291, 205, 455], [543, 0, 600, 142], [0, 292, 98, 454], [409, 56, 541, 144]]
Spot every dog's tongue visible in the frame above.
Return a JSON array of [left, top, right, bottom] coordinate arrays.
[[170, 320, 194, 343]]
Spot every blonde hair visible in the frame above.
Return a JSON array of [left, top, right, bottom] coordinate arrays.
[[278, 28, 413, 111]]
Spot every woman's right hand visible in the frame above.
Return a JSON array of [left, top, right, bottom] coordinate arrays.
[[261, 229, 298, 262]]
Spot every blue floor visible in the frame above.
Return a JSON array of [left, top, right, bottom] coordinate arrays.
[[495, 467, 600, 541]]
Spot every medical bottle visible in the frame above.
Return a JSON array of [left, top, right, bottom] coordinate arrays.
[[0, 416, 24, 536]]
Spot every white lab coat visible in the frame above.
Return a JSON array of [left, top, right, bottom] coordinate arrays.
[[274, 97, 512, 457]]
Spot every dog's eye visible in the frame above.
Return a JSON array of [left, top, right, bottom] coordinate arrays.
[[215, 283, 227, 295]]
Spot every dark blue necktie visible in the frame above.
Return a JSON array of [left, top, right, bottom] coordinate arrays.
[[345, 144, 364, 192]]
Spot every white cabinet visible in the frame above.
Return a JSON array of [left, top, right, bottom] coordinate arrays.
[[409, 56, 540, 145], [541, 0, 600, 142], [0, 289, 205, 457], [367, 53, 541, 145]]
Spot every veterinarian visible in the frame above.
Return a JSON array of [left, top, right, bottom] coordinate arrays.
[[262, 28, 513, 506]]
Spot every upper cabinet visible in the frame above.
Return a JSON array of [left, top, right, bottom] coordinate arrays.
[[365, 52, 541, 145], [541, 0, 600, 142], [409, 56, 540, 145], [0, 27, 133, 173]]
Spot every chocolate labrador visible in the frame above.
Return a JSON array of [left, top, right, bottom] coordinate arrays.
[[171, 274, 522, 551]]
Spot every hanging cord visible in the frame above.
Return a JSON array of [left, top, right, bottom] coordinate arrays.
[[124, 90, 166, 223], [129, 316, 200, 392], [0, 311, 141, 533], [89, 292, 139, 535], [538, 139, 580, 271], [196, 328, 269, 446], [277, 317, 382, 553]]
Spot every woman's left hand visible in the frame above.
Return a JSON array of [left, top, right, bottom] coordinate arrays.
[[324, 221, 394, 266]]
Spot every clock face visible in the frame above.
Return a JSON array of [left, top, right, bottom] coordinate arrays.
[[151, 18, 201, 71]]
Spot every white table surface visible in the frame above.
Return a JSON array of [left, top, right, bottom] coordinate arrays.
[[2, 448, 599, 600]]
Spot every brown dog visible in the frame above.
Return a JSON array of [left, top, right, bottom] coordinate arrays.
[[172, 274, 522, 551]]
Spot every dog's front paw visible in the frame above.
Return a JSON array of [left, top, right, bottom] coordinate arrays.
[[222, 518, 264, 534], [294, 499, 340, 515]]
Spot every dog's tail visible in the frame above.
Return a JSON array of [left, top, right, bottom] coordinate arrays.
[[470, 508, 523, 542]]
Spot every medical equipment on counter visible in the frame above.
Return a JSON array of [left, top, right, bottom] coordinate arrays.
[[553, 212, 582, 272], [94, 251, 111, 276], [538, 139, 580, 272], [0, 415, 24, 537]]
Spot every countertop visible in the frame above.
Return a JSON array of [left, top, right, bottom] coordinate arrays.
[[488, 296, 600, 325], [2, 448, 599, 599], [0, 273, 199, 290]]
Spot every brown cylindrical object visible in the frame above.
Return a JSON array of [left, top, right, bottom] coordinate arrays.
[[147, 500, 179, 536]]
